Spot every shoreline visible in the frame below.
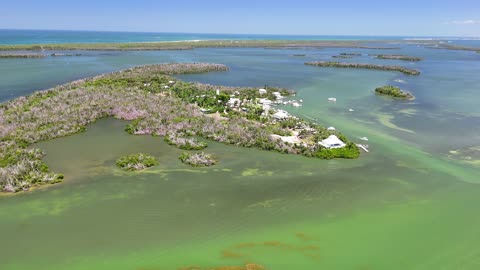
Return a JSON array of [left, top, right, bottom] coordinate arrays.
[[0, 53, 46, 58], [371, 54, 422, 61]]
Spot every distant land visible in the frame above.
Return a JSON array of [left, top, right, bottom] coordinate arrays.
[[1, 30, 479, 53]]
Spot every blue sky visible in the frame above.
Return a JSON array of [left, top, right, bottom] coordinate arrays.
[[1, 0, 480, 36]]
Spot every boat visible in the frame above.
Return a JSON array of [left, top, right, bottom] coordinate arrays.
[[356, 144, 369, 153]]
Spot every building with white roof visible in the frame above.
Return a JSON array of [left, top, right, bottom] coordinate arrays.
[[318, 135, 346, 149], [227, 98, 241, 107], [258, 98, 273, 105], [272, 92, 283, 100], [273, 110, 289, 120]]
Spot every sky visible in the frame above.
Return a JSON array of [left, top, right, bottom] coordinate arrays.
[[1, 0, 480, 37]]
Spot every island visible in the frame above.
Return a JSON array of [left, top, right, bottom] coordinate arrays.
[[0, 53, 46, 58], [51, 53, 82, 57], [305, 61, 421, 75], [427, 43, 480, 52], [332, 53, 362, 58], [332, 55, 353, 59], [0, 40, 402, 51], [116, 153, 159, 171], [375, 85, 415, 100], [340, 53, 362, 56], [179, 152, 217, 167], [372, 54, 422, 61], [0, 63, 360, 193]]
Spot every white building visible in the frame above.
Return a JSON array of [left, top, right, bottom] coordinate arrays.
[[319, 135, 346, 149], [259, 88, 267, 95], [227, 98, 241, 107], [273, 110, 289, 120], [259, 98, 273, 105], [272, 92, 283, 100]]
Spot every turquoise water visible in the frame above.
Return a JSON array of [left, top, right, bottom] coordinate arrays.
[[1, 45, 480, 158], [1, 29, 480, 45], [0, 29, 402, 44], [1, 42, 480, 269]]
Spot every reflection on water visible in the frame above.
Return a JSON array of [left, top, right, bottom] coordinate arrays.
[[1, 44, 480, 269]]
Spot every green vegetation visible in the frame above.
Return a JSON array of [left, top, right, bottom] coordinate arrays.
[[332, 55, 353, 59], [305, 61, 421, 75], [51, 53, 82, 57], [373, 54, 422, 61], [314, 142, 360, 159], [0, 54, 46, 58], [340, 53, 361, 56], [165, 134, 208, 150], [375, 85, 415, 100], [116, 153, 159, 171], [0, 141, 63, 192], [179, 152, 217, 167]]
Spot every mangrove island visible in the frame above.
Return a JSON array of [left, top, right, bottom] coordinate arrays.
[[179, 152, 217, 167], [0, 63, 360, 193], [305, 61, 421, 75], [116, 153, 159, 171], [0, 53, 46, 58], [372, 54, 422, 61], [375, 85, 415, 100]]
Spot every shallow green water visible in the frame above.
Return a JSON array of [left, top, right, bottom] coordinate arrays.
[[1, 45, 480, 269]]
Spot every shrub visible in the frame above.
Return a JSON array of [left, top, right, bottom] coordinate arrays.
[[116, 153, 159, 171], [179, 152, 217, 167], [375, 85, 414, 99], [165, 134, 208, 150]]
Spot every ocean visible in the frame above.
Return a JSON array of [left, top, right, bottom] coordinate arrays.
[[1, 29, 479, 45]]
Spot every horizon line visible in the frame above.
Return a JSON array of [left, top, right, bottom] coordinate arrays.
[[1, 28, 479, 39]]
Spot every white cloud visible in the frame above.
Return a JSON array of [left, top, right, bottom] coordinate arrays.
[[446, 20, 478, 25]]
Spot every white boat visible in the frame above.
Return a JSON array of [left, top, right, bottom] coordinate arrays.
[[356, 144, 369, 153], [328, 97, 337, 102], [359, 137, 369, 141]]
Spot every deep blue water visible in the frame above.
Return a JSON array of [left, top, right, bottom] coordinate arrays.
[[1, 29, 480, 45]]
